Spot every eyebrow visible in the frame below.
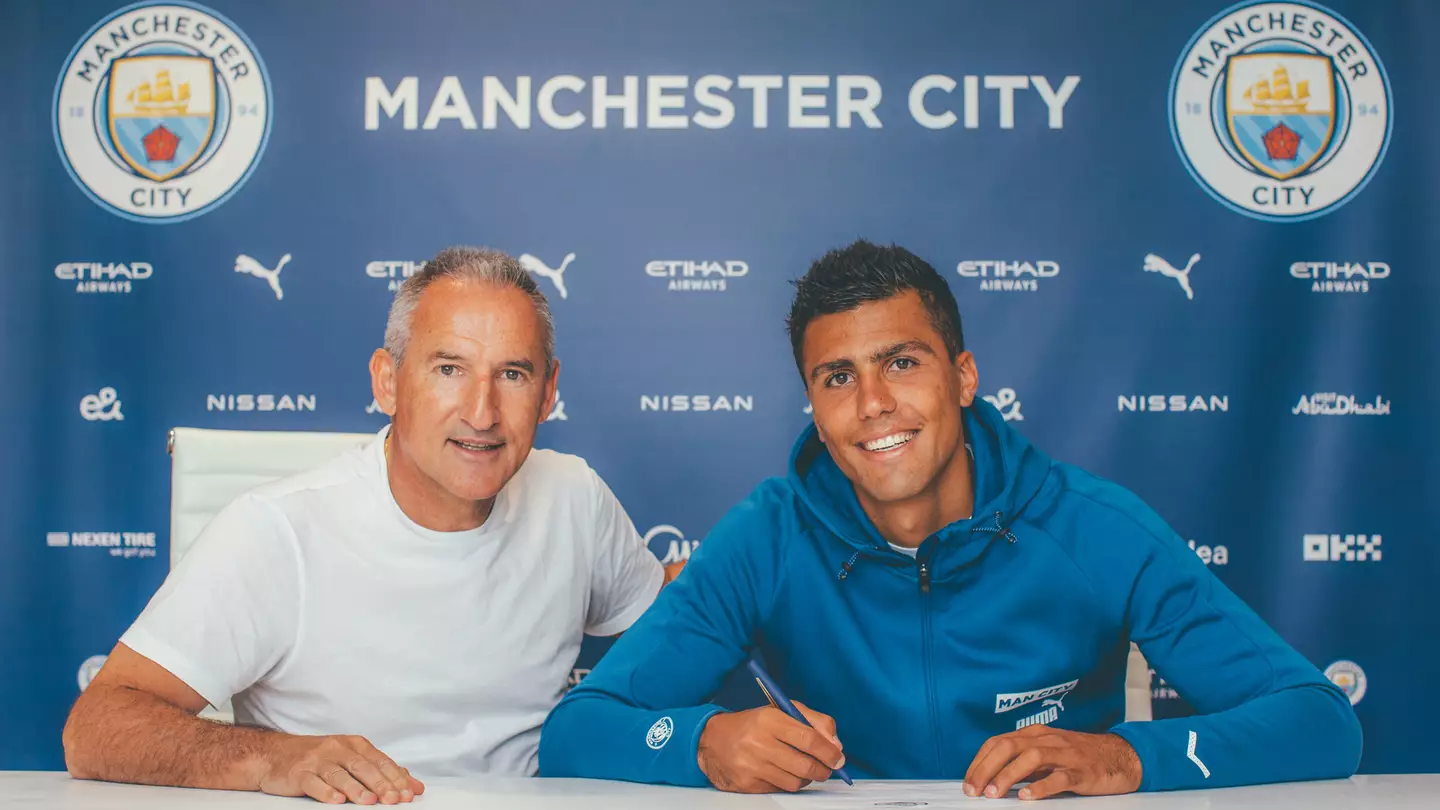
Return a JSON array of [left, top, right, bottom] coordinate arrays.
[[871, 340, 937, 364], [807, 340, 937, 383], [427, 351, 535, 373], [504, 359, 536, 374]]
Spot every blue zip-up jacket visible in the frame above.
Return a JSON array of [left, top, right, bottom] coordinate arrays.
[[540, 399, 1361, 791]]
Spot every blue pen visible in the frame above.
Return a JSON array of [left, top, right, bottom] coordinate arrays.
[[747, 658, 853, 785]]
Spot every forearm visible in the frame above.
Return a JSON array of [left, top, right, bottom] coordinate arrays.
[[539, 692, 724, 785], [63, 684, 280, 791], [1110, 682, 1361, 791]]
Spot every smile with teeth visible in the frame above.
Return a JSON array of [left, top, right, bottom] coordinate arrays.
[[451, 438, 502, 452], [861, 431, 917, 452]]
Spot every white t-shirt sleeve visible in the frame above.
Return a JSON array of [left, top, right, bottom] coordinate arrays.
[[120, 493, 300, 708], [582, 467, 663, 637]]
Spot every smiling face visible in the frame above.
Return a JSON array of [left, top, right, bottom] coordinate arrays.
[[370, 278, 557, 530], [802, 290, 978, 516]]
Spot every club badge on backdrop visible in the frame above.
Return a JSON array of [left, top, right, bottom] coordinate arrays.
[[53, 1, 273, 223], [1169, 1, 1392, 221]]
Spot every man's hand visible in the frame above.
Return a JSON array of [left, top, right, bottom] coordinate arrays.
[[258, 734, 426, 805], [697, 701, 846, 793], [962, 726, 1141, 801]]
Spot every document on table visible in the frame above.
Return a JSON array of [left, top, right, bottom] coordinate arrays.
[[771, 780, 1024, 810]]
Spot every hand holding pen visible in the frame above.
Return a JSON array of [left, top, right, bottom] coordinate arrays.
[[694, 658, 852, 792]]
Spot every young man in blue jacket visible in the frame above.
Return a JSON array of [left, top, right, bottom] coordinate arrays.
[[539, 240, 1362, 800]]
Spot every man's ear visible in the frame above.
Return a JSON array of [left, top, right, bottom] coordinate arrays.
[[369, 349, 398, 416], [954, 351, 979, 407], [537, 357, 561, 425]]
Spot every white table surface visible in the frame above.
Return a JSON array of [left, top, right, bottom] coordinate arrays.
[[2, 773, 1435, 810]]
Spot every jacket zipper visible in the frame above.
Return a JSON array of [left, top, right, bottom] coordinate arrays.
[[918, 555, 944, 775]]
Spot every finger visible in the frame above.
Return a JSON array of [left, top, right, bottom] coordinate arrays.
[[342, 754, 400, 804], [322, 765, 377, 805], [988, 747, 1048, 799], [769, 715, 845, 771], [402, 769, 425, 797], [965, 735, 1019, 797], [964, 734, 1005, 793], [766, 737, 836, 784], [1019, 770, 1074, 801], [299, 773, 347, 805], [792, 701, 839, 745], [350, 740, 410, 803], [757, 760, 810, 793]]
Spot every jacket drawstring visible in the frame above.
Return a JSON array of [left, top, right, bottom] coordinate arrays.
[[972, 510, 1019, 543]]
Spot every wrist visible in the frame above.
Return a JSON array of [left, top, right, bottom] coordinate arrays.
[[1108, 733, 1143, 792], [243, 728, 292, 791]]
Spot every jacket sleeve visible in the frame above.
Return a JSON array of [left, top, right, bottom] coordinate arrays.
[[538, 485, 786, 785], [1097, 496, 1362, 791]]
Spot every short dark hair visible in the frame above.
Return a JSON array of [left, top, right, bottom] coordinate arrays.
[[785, 240, 965, 380]]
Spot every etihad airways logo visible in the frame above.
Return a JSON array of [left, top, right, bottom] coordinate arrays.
[[647, 260, 748, 293], [365, 73, 1080, 132], [1291, 261, 1388, 294], [957, 260, 1058, 292], [56, 262, 152, 294]]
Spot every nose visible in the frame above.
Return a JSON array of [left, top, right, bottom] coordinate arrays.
[[856, 371, 896, 421], [461, 376, 500, 433]]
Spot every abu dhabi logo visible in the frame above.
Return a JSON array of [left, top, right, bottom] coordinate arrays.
[[235, 253, 291, 300], [520, 252, 575, 299], [1293, 393, 1390, 416], [79, 387, 124, 421], [982, 388, 1023, 421], [643, 524, 699, 565], [1143, 253, 1199, 300]]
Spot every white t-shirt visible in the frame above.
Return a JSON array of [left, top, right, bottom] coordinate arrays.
[[121, 426, 663, 777]]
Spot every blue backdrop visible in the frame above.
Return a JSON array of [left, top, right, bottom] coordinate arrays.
[[2, 0, 1435, 775]]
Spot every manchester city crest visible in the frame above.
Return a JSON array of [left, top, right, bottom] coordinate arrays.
[[1169, 1, 1391, 222], [53, 2, 272, 223]]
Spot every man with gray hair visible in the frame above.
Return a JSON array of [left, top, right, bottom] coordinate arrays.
[[63, 247, 668, 804]]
